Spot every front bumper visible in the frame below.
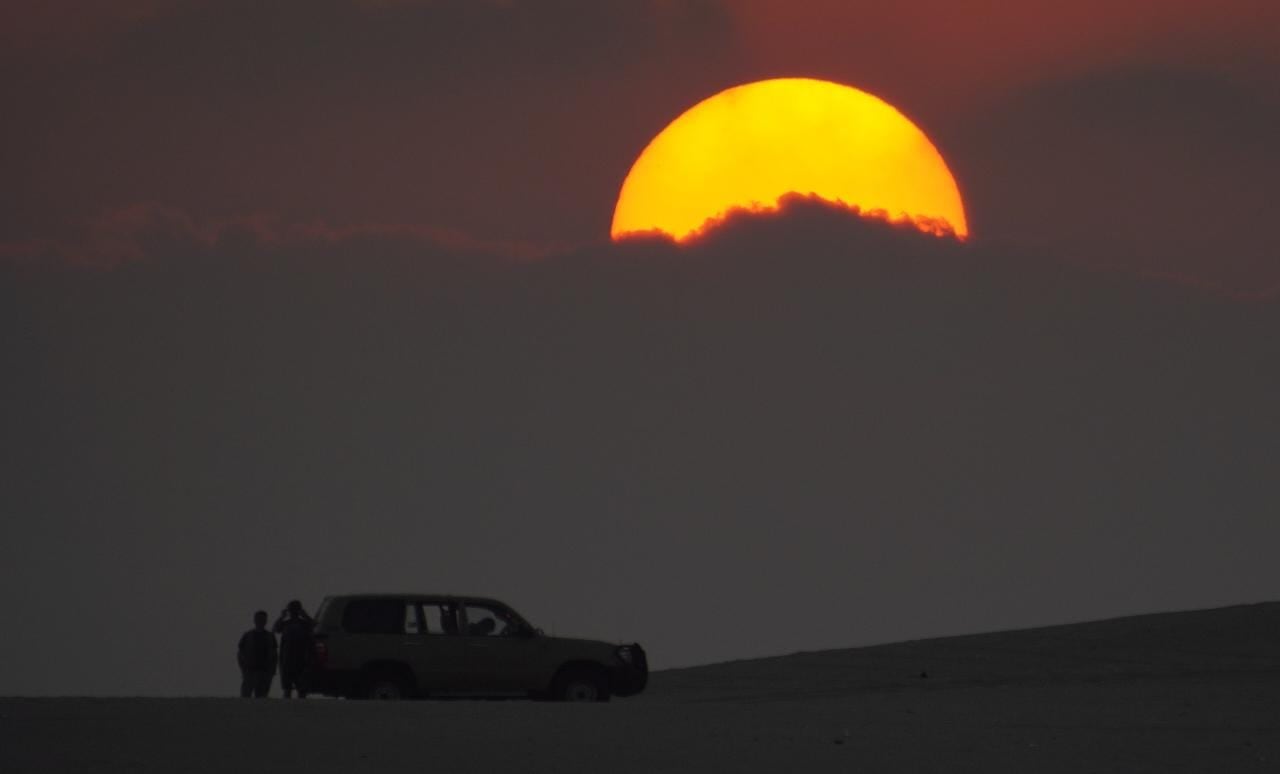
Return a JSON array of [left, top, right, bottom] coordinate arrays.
[[609, 643, 649, 697]]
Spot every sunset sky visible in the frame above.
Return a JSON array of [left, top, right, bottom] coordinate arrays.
[[4, 0, 1278, 288], [2, 2, 1278, 696]]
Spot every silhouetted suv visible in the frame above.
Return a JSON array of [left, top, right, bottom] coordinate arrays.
[[304, 594, 648, 701]]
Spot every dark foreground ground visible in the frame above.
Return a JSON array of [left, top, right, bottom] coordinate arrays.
[[3, 603, 1278, 773]]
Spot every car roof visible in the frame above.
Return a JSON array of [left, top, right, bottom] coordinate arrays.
[[326, 593, 509, 607]]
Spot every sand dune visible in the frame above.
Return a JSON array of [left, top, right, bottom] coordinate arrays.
[[2, 603, 1277, 773], [657, 601, 1280, 701]]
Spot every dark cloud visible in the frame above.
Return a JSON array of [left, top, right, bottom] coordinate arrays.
[[950, 68, 1280, 293], [0, 0, 742, 247], [1, 202, 561, 267], [3, 199, 1277, 695], [730, 1, 1280, 111], [98, 0, 731, 93], [0, 1, 173, 60]]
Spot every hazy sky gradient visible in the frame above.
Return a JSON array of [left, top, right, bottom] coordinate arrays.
[[3, 201, 1278, 695]]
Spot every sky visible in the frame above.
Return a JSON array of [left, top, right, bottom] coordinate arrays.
[[2, 1, 1279, 695], [4, 0, 1279, 288]]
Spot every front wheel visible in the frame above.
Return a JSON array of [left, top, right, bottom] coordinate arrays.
[[553, 667, 610, 702]]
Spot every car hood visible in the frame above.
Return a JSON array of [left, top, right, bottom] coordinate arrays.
[[536, 635, 621, 657]]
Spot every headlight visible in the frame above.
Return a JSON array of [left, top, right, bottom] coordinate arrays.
[[616, 645, 633, 664]]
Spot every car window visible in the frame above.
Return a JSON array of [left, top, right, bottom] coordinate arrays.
[[403, 603, 423, 634], [417, 602, 457, 635], [342, 598, 410, 634], [463, 603, 516, 637]]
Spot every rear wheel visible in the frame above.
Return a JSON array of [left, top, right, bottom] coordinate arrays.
[[553, 667, 610, 702], [363, 671, 411, 700]]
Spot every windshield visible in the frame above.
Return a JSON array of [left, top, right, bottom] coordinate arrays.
[[313, 597, 331, 630]]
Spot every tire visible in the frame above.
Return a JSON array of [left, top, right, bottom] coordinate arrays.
[[552, 667, 610, 703], [364, 671, 410, 700]]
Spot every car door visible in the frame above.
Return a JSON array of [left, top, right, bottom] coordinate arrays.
[[406, 599, 468, 693], [339, 597, 422, 685], [458, 601, 546, 694]]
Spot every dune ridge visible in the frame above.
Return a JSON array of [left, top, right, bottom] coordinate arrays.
[[652, 601, 1280, 702]]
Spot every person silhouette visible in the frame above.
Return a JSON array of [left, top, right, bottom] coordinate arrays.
[[273, 599, 314, 699], [237, 610, 278, 698]]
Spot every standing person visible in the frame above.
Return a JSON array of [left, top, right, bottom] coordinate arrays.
[[237, 610, 278, 698], [273, 599, 315, 699]]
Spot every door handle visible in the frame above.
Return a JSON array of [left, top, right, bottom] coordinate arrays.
[[468, 641, 492, 649]]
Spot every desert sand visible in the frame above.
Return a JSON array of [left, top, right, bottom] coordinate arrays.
[[2, 603, 1277, 773]]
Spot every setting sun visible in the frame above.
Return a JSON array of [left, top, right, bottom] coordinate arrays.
[[612, 78, 968, 242]]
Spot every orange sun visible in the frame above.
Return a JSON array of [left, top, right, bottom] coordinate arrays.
[[611, 78, 968, 242]]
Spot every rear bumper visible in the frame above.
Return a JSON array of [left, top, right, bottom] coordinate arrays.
[[302, 667, 362, 698]]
